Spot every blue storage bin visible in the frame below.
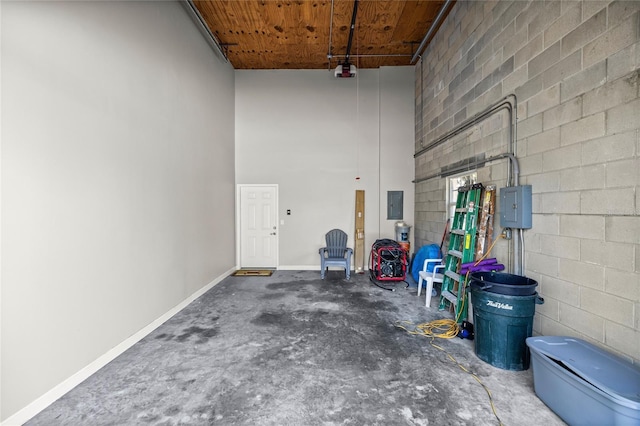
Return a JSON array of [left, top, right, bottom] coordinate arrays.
[[526, 336, 640, 425]]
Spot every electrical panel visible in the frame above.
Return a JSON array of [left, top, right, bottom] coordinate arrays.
[[499, 185, 532, 229], [387, 191, 403, 220]]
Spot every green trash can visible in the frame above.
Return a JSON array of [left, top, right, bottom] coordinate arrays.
[[470, 282, 544, 371]]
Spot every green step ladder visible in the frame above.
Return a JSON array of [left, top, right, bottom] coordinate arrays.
[[439, 183, 483, 322]]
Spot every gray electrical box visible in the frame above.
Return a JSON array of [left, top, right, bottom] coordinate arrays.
[[500, 185, 532, 229], [387, 191, 403, 220]]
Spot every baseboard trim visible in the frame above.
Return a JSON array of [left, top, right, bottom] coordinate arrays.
[[276, 265, 317, 270], [277, 266, 368, 272], [1, 267, 235, 426]]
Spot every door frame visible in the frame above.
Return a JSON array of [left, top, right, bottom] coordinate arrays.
[[236, 184, 279, 269]]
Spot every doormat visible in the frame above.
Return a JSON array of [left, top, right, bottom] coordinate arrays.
[[232, 270, 274, 277]]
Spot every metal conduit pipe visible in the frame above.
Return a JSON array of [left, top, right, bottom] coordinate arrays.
[[417, 56, 424, 148], [414, 95, 516, 159], [413, 152, 519, 185], [182, 0, 228, 62], [504, 131, 525, 275], [330, 54, 412, 58], [416, 151, 523, 273], [413, 94, 524, 273], [327, 0, 335, 69], [509, 96, 525, 276], [410, 0, 454, 64]]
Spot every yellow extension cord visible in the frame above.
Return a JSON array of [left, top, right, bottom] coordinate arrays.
[[393, 321, 504, 426], [394, 234, 507, 425]]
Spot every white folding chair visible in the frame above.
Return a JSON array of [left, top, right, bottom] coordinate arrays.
[[417, 258, 445, 308]]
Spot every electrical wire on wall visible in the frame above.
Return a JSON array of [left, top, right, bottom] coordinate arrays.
[[355, 19, 360, 184], [367, 22, 383, 238], [393, 234, 507, 426]]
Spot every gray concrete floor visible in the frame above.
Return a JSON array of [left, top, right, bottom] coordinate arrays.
[[27, 270, 566, 425]]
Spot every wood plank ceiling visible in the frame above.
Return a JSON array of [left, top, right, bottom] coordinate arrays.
[[193, 0, 453, 70]]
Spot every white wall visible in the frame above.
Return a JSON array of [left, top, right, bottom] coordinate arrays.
[[379, 67, 416, 245], [235, 68, 415, 268], [1, 1, 236, 421]]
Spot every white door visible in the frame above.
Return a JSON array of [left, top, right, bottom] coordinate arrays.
[[239, 185, 278, 268]]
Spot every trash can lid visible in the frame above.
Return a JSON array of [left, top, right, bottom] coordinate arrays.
[[526, 336, 640, 406]]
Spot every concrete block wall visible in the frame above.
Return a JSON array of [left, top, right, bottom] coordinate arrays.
[[415, 0, 639, 363]]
